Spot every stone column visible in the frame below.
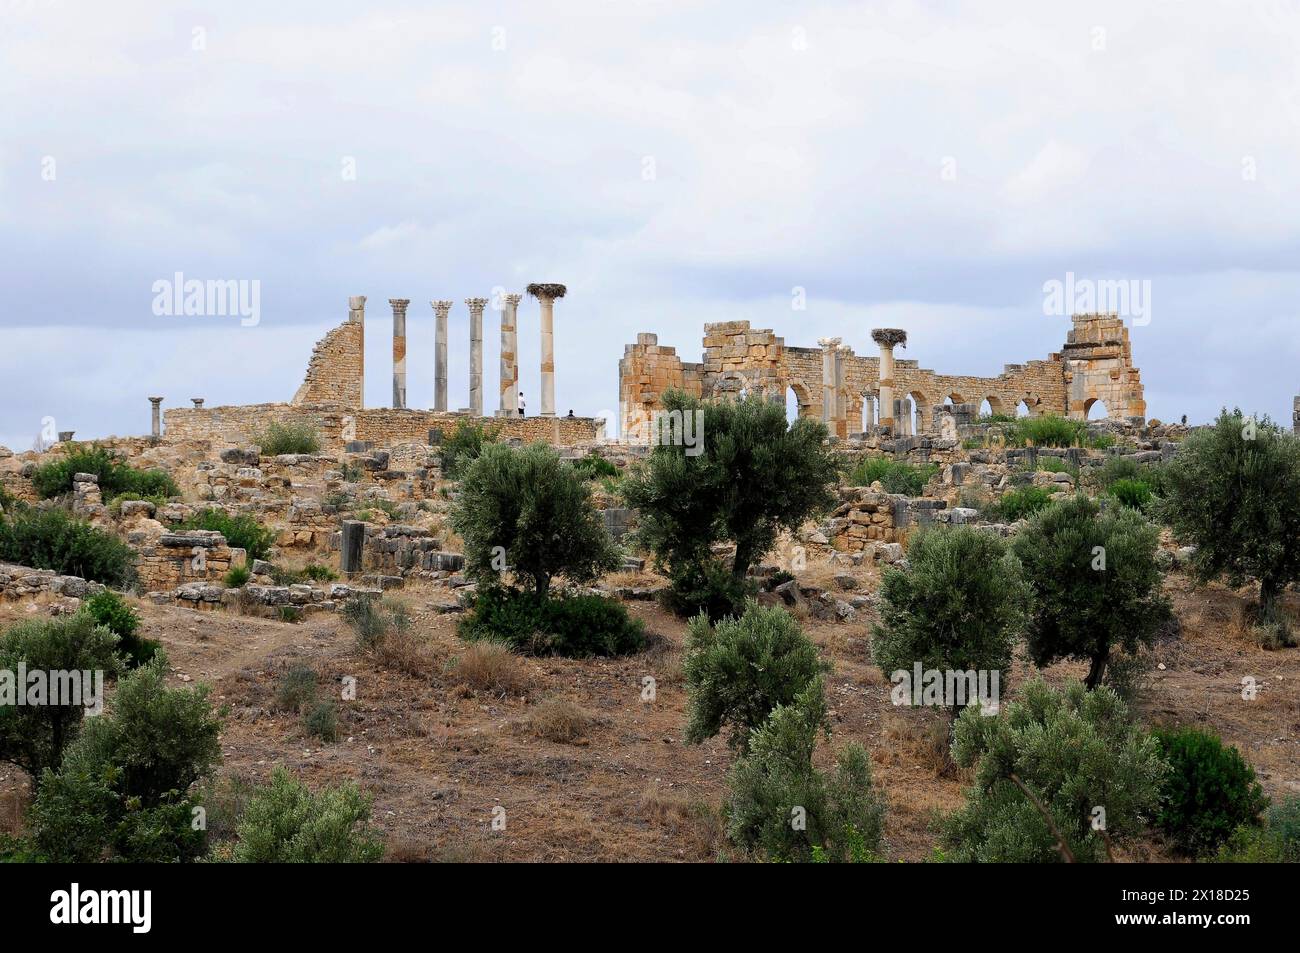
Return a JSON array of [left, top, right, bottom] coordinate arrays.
[[818, 337, 841, 426], [498, 293, 522, 416], [350, 296, 366, 410], [527, 284, 566, 417], [836, 343, 851, 439], [191, 398, 204, 408], [432, 300, 452, 411], [465, 297, 488, 416], [149, 397, 163, 439], [871, 329, 907, 433], [901, 396, 913, 436], [389, 299, 410, 409], [863, 395, 875, 429], [340, 520, 365, 575]]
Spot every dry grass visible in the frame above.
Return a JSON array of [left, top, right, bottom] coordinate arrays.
[[632, 782, 724, 856], [526, 697, 597, 743], [446, 642, 530, 697], [374, 627, 441, 677], [641, 630, 684, 687]]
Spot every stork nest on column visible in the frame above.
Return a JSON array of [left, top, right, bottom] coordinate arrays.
[[871, 328, 908, 349], [526, 283, 568, 300]]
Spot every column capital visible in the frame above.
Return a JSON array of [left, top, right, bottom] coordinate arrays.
[[348, 295, 366, 310], [431, 300, 453, 314], [465, 297, 489, 311], [389, 298, 410, 313], [504, 293, 524, 308], [817, 336, 842, 350], [148, 396, 164, 405]]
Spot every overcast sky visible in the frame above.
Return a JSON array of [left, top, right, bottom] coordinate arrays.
[[2, 0, 1298, 449]]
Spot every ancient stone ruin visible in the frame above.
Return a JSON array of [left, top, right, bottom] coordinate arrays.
[[619, 312, 1146, 441], [158, 289, 602, 449]]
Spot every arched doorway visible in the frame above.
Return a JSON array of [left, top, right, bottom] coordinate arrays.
[[1084, 397, 1110, 420]]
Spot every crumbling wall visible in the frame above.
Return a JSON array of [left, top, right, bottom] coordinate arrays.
[[292, 318, 364, 408], [620, 313, 1144, 441]]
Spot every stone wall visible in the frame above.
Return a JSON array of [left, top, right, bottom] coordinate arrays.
[[619, 313, 1147, 441], [292, 317, 364, 407], [0, 562, 104, 602], [136, 530, 244, 593], [163, 403, 600, 449]]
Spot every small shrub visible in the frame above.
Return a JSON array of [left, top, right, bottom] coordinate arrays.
[[231, 766, 382, 863], [0, 507, 137, 587], [302, 562, 337, 582], [984, 485, 1054, 522], [1154, 726, 1267, 857], [942, 680, 1167, 862], [527, 698, 595, 743], [82, 589, 158, 668], [683, 602, 825, 753], [341, 596, 409, 652], [29, 445, 179, 501], [1215, 796, 1300, 863], [255, 421, 321, 456], [446, 642, 529, 697], [170, 508, 277, 562], [847, 457, 938, 496], [278, 606, 302, 624], [659, 558, 757, 621], [571, 451, 619, 481], [304, 700, 338, 743], [1109, 477, 1154, 512], [275, 665, 319, 713], [440, 419, 499, 480], [224, 565, 251, 588], [29, 655, 222, 862], [725, 679, 884, 863], [458, 587, 645, 658]]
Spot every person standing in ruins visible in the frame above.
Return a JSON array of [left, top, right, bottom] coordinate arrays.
[[519, 392, 526, 416]]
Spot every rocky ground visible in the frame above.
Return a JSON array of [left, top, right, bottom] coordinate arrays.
[[2, 562, 1293, 863]]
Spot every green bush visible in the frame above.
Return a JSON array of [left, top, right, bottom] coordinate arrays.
[[1158, 409, 1300, 631], [1109, 477, 1154, 512], [275, 665, 319, 712], [984, 485, 1055, 522], [725, 678, 884, 863], [440, 419, 500, 480], [82, 589, 158, 668], [1153, 726, 1267, 857], [872, 527, 1028, 723], [29, 655, 222, 862], [170, 508, 278, 562], [622, 391, 839, 620], [0, 507, 137, 587], [29, 445, 179, 501], [302, 562, 337, 582], [1012, 495, 1170, 688], [660, 558, 757, 621], [1215, 796, 1300, 863], [254, 421, 321, 456], [304, 700, 338, 743], [231, 766, 383, 863], [684, 602, 825, 752], [224, 565, 251, 588], [1009, 415, 1092, 448], [0, 614, 124, 788], [340, 596, 410, 652], [571, 451, 619, 481], [942, 680, 1167, 862], [459, 587, 645, 657], [847, 457, 938, 496], [452, 442, 620, 600]]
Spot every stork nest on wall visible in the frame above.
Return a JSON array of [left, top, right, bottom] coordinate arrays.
[[871, 328, 908, 349], [526, 283, 568, 300]]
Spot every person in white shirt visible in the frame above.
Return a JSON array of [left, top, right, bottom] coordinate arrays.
[[518, 392, 526, 417]]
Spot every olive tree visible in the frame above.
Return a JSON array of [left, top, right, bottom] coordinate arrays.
[[1158, 409, 1300, 638], [1012, 495, 1169, 688], [451, 442, 619, 601], [622, 390, 839, 618]]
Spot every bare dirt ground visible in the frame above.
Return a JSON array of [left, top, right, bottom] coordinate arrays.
[[1, 570, 1296, 862]]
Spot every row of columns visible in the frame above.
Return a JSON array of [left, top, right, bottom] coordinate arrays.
[[383, 292, 560, 417]]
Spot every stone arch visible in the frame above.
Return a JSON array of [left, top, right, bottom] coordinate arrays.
[[1084, 396, 1110, 420], [983, 395, 1007, 417], [908, 390, 930, 432], [785, 380, 815, 422]]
